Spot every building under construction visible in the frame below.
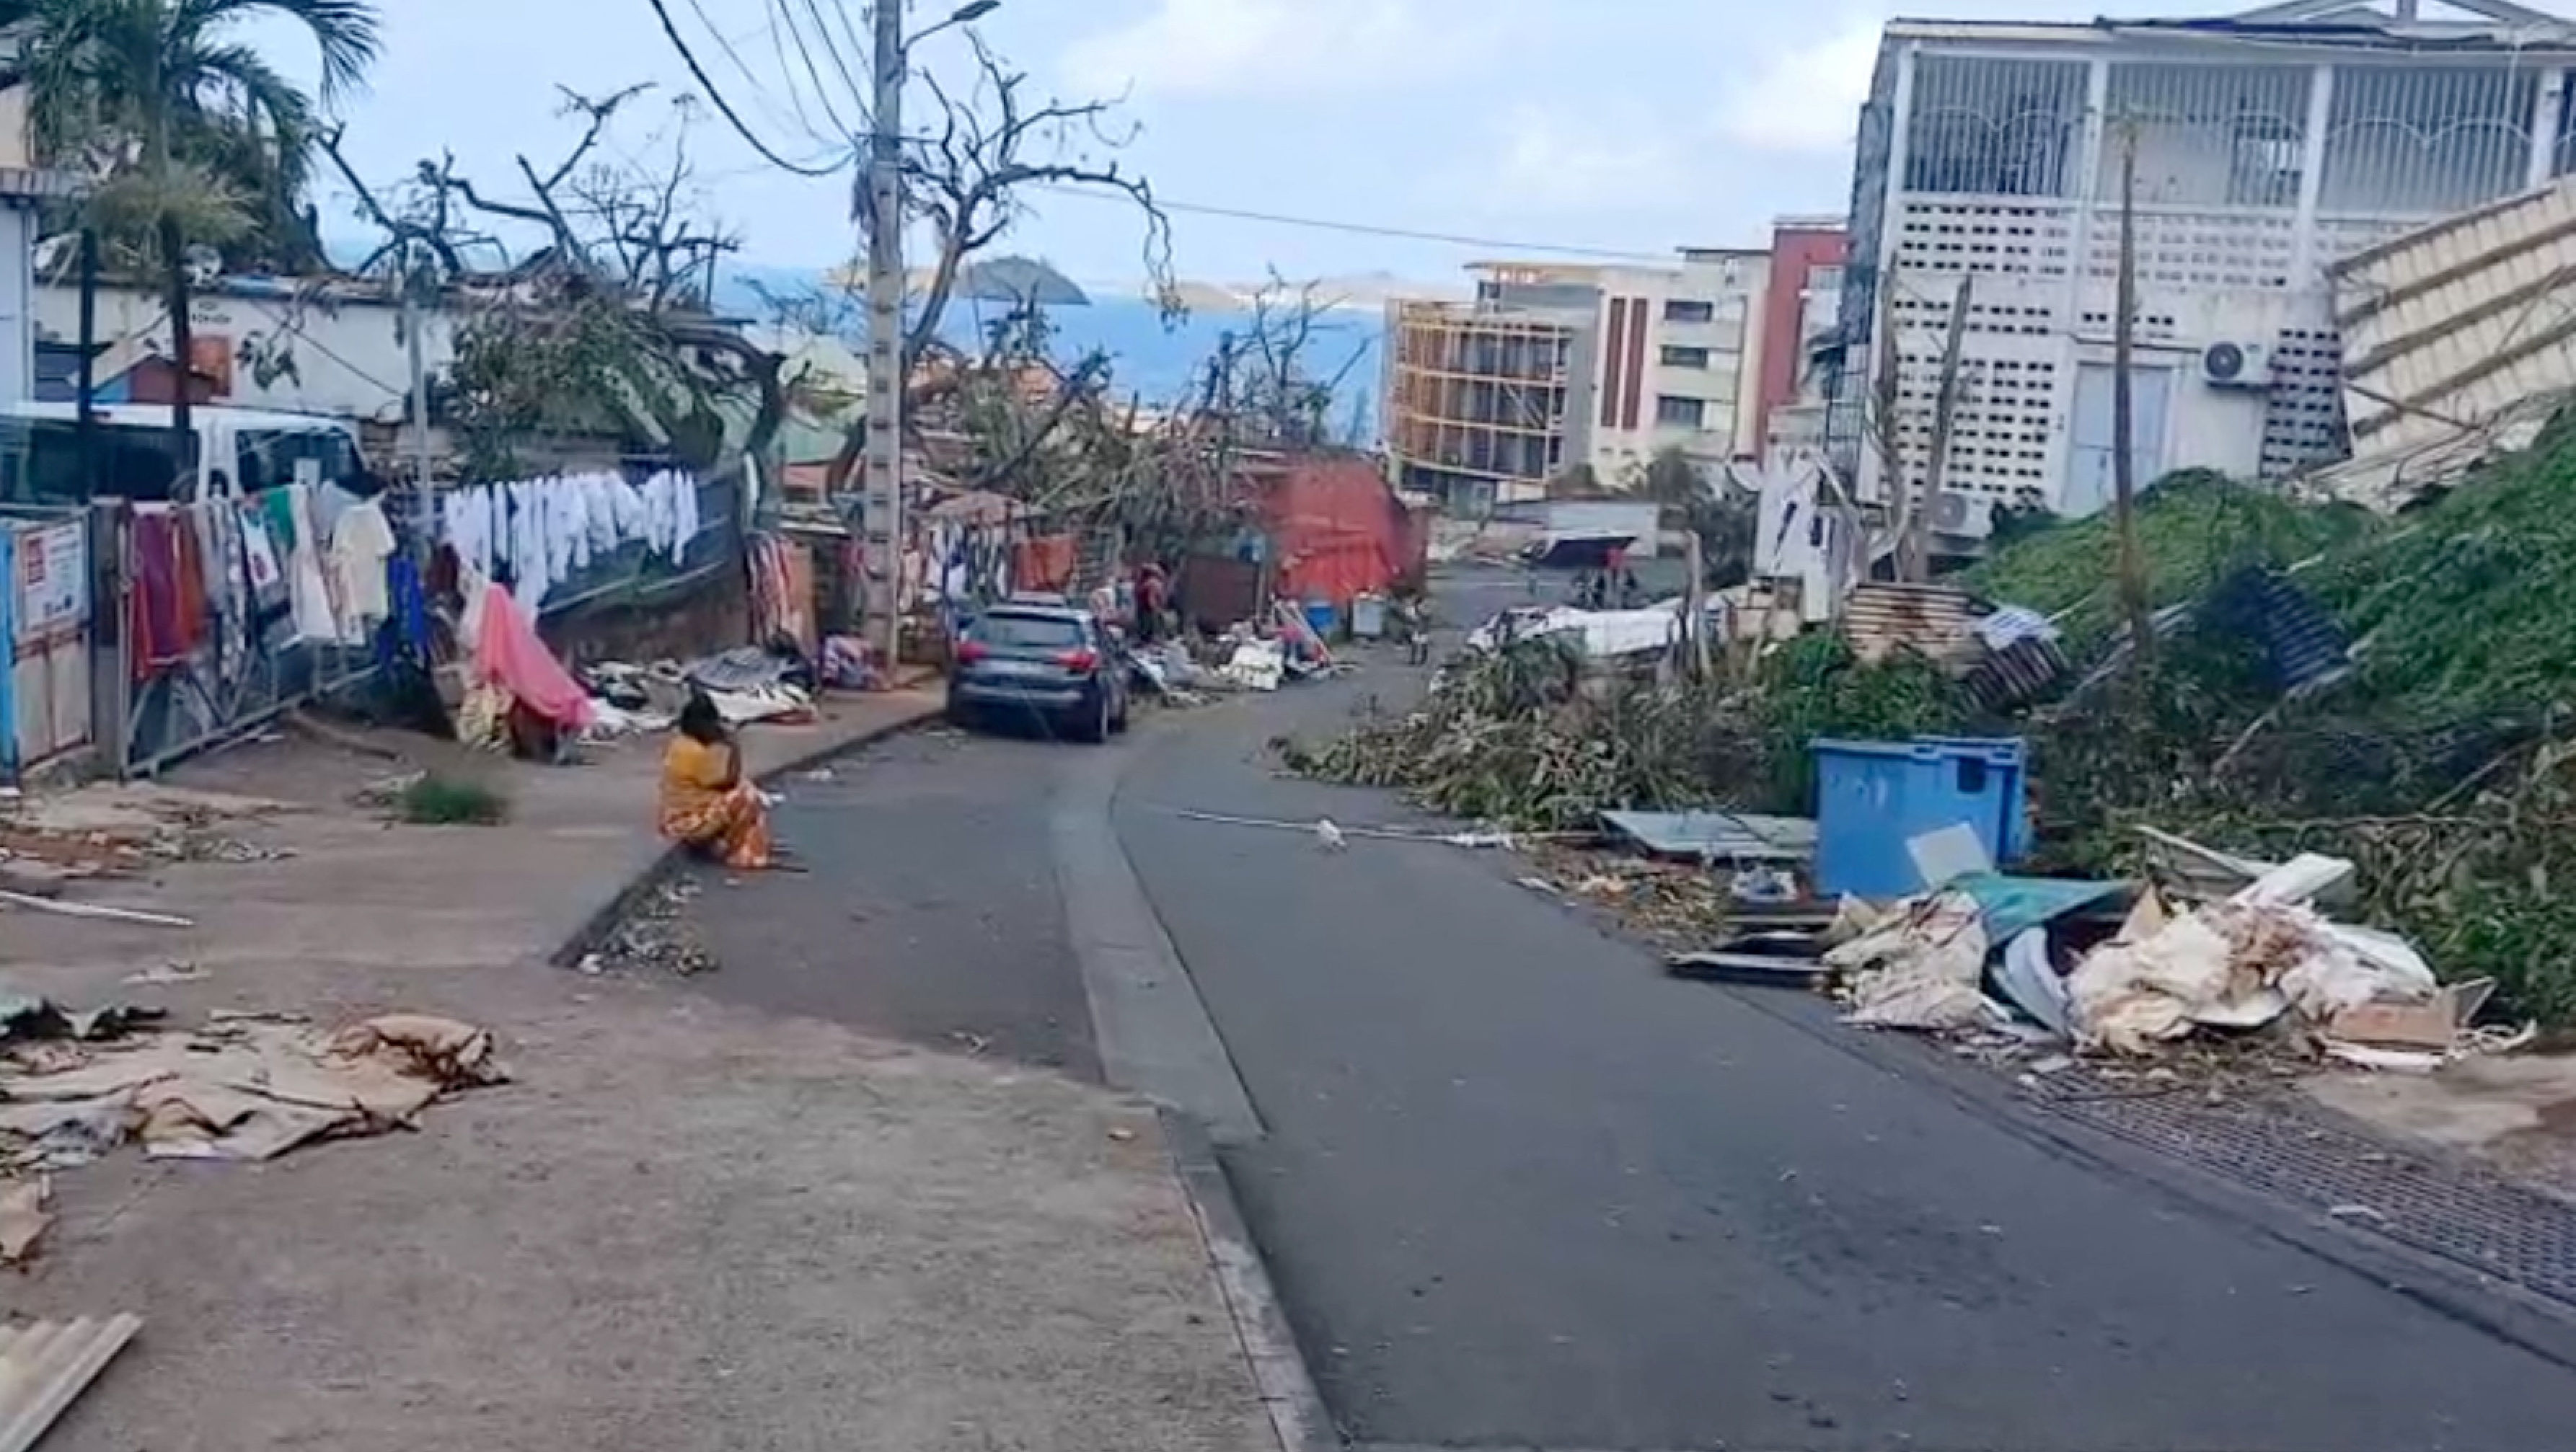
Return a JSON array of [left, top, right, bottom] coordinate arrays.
[[1383, 254, 1765, 514], [1381, 296, 1586, 513]]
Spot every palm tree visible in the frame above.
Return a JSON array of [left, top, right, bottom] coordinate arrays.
[[0, 0, 379, 473]]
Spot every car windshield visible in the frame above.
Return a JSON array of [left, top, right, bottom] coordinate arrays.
[[973, 613, 1085, 650]]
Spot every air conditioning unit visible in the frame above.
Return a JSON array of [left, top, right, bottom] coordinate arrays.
[[2199, 340, 2274, 389], [1930, 491, 1995, 538]]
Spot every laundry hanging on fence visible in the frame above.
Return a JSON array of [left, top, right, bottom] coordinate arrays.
[[127, 508, 202, 678], [438, 469, 702, 615]]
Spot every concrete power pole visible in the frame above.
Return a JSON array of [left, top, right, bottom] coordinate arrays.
[[862, 0, 907, 673]]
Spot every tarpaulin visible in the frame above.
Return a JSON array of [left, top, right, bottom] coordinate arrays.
[[1015, 534, 1077, 593], [1266, 456, 1424, 607], [474, 582, 594, 729]]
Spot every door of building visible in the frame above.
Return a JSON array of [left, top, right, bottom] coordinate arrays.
[[2065, 363, 2172, 518]]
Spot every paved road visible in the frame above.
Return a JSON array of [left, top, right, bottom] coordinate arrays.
[[679, 576, 2576, 1452]]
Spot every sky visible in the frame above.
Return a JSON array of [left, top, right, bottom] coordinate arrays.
[[273, 0, 2241, 291]]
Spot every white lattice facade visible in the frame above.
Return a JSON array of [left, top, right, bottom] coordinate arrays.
[[1836, 0, 2576, 515]]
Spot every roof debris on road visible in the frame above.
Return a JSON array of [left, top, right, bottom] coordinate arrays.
[[2, 1001, 508, 1261], [0, 1314, 141, 1451]]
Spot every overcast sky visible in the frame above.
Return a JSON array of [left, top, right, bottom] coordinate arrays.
[[284, 0, 2229, 288]]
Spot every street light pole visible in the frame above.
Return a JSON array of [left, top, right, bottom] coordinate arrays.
[[862, 0, 908, 674]]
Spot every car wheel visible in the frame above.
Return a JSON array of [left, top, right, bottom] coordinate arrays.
[[944, 696, 975, 732], [1075, 689, 1112, 743]]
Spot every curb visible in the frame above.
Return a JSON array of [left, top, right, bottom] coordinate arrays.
[[1161, 1107, 1335, 1452], [548, 696, 946, 968]]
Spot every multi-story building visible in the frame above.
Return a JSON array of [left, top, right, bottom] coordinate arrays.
[[1750, 218, 1850, 465], [1827, 0, 2576, 518], [1383, 249, 1763, 513]]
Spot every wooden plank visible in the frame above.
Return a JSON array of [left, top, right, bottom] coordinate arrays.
[[0, 1314, 141, 1452]]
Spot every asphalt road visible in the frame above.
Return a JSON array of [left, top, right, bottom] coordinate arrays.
[[677, 574, 2576, 1452]]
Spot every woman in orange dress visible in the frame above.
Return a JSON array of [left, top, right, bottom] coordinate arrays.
[[658, 694, 773, 868]]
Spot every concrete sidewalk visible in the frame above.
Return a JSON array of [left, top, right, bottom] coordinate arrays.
[[0, 693, 1274, 1452]]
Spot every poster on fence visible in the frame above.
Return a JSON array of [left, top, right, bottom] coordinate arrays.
[[16, 521, 87, 640]]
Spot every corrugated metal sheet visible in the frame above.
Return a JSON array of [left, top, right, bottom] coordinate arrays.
[[2324, 177, 2576, 511], [1964, 636, 2068, 710], [0, 1314, 141, 1449], [1843, 583, 1980, 668], [1600, 810, 1818, 862]]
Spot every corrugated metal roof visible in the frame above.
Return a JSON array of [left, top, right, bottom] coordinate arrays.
[[0, 1314, 141, 1448], [1843, 583, 1981, 668], [2324, 177, 2576, 510]]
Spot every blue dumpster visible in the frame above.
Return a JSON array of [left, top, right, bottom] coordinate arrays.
[[1812, 736, 2029, 899]]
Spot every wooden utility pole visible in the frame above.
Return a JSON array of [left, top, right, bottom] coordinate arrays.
[[2111, 118, 2155, 658], [1911, 275, 1973, 583]]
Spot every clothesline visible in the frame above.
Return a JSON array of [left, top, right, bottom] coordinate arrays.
[[440, 469, 703, 614]]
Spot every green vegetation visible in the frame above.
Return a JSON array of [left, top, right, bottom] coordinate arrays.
[[1957, 470, 2371, 652], [398, 773, 511, 827], [1301, 425, 2576, 1022]]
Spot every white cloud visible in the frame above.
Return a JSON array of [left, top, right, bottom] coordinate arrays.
[[1489, 103, 1690, 216], [1060, 0, 1442, 99], [1720, 19, 1887, 154]]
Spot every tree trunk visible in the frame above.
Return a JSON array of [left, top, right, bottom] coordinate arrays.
[[2112, 120, 2153, 659], [1913, 276, 1972, 584]]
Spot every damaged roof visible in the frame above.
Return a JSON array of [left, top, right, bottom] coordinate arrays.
[[1885, 0, 2576, 50], [2312, 175, 2576, 510]]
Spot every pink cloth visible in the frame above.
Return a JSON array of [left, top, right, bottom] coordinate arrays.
[[473, 583, 594, 729]]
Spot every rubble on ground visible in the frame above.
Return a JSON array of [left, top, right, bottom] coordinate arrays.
[[0, 995, 508, 1261], [0, 784, 298, 882], [586, 876, 717, 977]]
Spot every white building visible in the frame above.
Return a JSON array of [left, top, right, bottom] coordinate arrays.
[[1829, 0, 2576, 517], [31, 275, 451, 422], [1384, 249, 1765, 512]]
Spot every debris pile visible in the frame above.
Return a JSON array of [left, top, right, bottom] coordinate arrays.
[[1, 995, 508, 1262]]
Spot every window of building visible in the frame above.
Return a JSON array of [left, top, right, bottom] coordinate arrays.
[[1654, 395, 1706, 429], [1660, 345, 1711, 368], [1663, 299, 1716, 324]]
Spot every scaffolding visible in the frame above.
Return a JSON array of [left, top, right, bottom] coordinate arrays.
[[1383, 300, 1579, 511]]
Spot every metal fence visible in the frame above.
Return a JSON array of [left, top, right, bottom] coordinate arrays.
[[0, 505, 97, 779], [97, 469, 744, 778], [110, 495, 379, 779]]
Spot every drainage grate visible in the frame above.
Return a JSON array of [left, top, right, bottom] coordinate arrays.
[[2032, 1081, 2576, 1308]]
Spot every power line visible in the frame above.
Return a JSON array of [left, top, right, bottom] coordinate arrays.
[[1029, 184, 1672, 261], [643, 0, 847, 177]]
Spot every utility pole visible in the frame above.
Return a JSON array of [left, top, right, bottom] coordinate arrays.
[[76, 230, 98, 498], [403, 280, 434, 557], [1912, 275, 1972, 583], [861, 0, 908, 675], [2111, 118, 2153, 658]]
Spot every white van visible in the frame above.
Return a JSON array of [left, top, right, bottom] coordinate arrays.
[[0, 402, 370, 507]]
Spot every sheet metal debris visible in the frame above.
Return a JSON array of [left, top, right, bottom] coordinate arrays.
[[2323, 175, 2576, 513], [0, 1314, 142, 1451], [1600, 810, 1817, 863]]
